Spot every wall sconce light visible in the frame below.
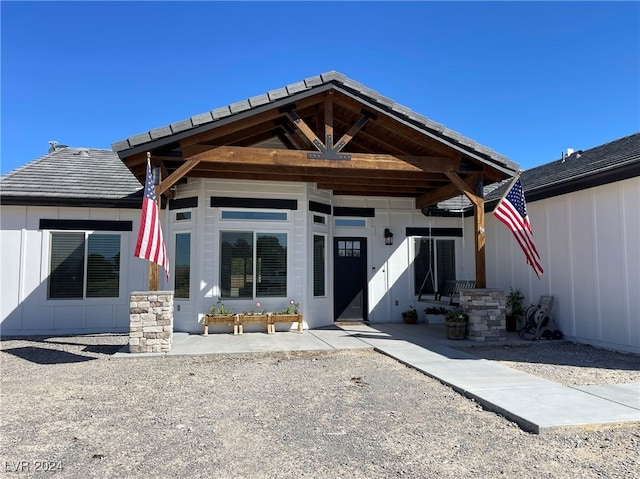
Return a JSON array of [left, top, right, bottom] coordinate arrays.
[[384, 228, 394, 246], [152, 165, 161, 186]]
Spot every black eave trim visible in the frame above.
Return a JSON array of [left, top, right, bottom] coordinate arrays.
[[333, 206, 375, 217], [39, 219, 133, 231], [210, 196, 298, 210], [406, 227, 463, 237], [169, 196, 198, 210], [309, 201, 331, 215]]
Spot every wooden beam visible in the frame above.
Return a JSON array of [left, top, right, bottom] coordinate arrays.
[[284, 109, 325, 152], [333, 111, 373, 153], [316, 183, 431, 193], [156, 158, 202, 196], [324, 93, 334, 149], [186, 145, 460, 173]]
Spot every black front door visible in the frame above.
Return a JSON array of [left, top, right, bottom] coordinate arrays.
[[333, 237, 367, 321]]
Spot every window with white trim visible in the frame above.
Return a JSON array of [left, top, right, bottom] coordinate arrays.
[[174, 232, 191, 299], [220, 231, 287, 299], [49, 232, 121, 299], [313, 234, 326, 297]]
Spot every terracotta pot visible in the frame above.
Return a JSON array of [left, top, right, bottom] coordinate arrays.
[[402, 314, 418, 324]]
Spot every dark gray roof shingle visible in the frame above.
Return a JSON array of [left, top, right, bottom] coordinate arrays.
[[485, 132, 640, 204], [0, 147, 142, 204]]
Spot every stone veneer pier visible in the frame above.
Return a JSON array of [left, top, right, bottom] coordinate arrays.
[[459, 288, 506, 342], [129, 291, 174, 353]]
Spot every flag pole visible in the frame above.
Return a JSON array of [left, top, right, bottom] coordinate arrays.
[[148, 152, 160, 291]]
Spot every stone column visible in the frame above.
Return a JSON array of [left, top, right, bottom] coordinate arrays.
[[460, 288, 506, 342], [129, 291, 174, 353]]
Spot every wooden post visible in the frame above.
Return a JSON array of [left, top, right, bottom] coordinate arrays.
[[149, 262, 159, 291], [474, 199, 487, 288], [148, 180, 160, 291], [443, 172, 487, 288]]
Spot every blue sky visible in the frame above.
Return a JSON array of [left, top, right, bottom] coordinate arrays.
[[2, 1, 639, 175]]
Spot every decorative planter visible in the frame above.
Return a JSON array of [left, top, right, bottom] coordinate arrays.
[[402, 314, 418, 324], [445, 322, 467, 340], [202, 314, 239, 335], [506, 314, 517, 332], [425, 314, 446, 325]]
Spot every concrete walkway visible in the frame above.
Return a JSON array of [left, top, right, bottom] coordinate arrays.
[[117, 322, 640, 434]]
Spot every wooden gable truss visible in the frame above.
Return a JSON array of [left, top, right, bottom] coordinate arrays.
[[116, 79, 518, 289]]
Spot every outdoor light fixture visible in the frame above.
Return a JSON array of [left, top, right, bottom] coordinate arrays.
[[152, 165, 161, 186], [384, 228, 394, 246]]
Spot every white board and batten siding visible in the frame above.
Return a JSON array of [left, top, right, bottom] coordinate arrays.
[[486, 176, 640, 354], [0, 205, 145, 335], [1, 178, 469, 336]]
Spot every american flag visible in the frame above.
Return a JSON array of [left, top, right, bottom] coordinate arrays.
[[493, 177, 543, 278], [134, 158, 170, 280]]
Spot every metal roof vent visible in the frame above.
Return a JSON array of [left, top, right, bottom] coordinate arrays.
[[561, 148, 574, 163], [48, 140, 69, 153], [79, 149, 90, 158]]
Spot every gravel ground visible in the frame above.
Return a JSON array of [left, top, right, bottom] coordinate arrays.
[[1, 334, 638, 479]]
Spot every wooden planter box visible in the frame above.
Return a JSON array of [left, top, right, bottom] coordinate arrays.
[[203, 313, 303, 335], [202, 314, 239, 335], [268, 314, 303, 334]]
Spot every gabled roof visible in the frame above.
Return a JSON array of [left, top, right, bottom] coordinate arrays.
[[484, 132, 640, 207], [113, 71, 515, 172], [112, 71, 518, 202], [0, 147, 143, 208]]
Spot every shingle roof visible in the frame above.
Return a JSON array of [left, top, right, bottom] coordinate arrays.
[[434, 132, 640, 213], [485, 132, 640, 205], [112, 70, 516, 172], [0, 147, 143, 206], [518, 132, 639, 194]]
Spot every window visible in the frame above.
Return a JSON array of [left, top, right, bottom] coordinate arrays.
[[174, 233, 191, 299], [220, 231, 287, 298], [413, 238, 456, 295], [313, 235, 326, 296], [221, 211, 287, 221], [313, 215, 326, 225], [337, 240, 361, 257], [175, 211, 191, 221], [335, 218, 366, 227], [49, 232, 120, 299]]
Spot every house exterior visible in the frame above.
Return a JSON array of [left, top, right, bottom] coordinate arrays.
[[484, 133, 640, 354], [1, 71, 517, 336], [1, 71, 637, 353]]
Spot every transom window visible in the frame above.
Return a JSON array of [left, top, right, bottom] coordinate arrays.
[[220, 231, 287, 299], [335, 218, 366, 227], [49, 232, 121, 299], [221, 211, 288, 221]]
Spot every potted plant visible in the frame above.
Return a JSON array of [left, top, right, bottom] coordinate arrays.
[[506, 288, 525, 332], [445, 308, 468, 339], [402, 307, 418, 324], [424, 306, 449, 324]]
